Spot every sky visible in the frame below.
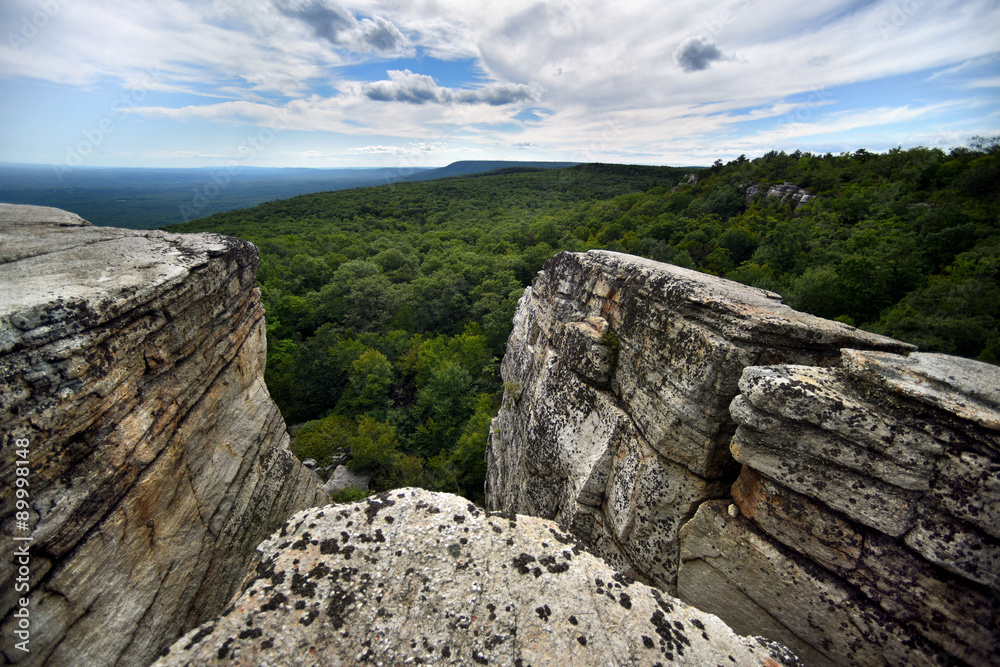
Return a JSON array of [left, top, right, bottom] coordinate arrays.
[[1, 0, 998, 170]]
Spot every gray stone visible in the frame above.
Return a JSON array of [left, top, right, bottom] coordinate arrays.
[[678, 502, 941, 667], [154, 489, 797, 667], [487, 250, 912, 594], [732, 467, 863, 572], [841, 349, 1000, 434], [733, 467, 999, 665], [0, 206, 328, 666], [726, 349, 1000, 665], [322, 464, 375, 495], [488, 250, 1000, 667]]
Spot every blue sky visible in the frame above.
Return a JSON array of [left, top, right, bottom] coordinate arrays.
[[1, 0, 998, 170]]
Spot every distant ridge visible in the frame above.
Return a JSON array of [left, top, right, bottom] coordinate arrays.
[[401, 160, 580, 182]]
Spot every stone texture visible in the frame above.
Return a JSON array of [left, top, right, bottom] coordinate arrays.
[[678, 502, 941, 667], [486, 250, 912, 591], [322, 464, 374, 495], [744, 182, 813, 208], [0, 206, 328, 666], [765, 182, 813, 207], [487, 249, 999, 666], [155, 488, 798, 667], [716, 349, 1000, 666]]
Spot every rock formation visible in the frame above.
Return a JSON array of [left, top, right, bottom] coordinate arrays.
[[155, 488, 798, 666], [487, 249, 1000, 666], [681, 349, 1000, 666], [322, 464, 374, 496], [744, 182, 813, 207], [486, 250, 912, 590], [0, 205, 328, 666]]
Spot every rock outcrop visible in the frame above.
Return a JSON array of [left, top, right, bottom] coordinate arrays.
[[155, 488, 798, 666], [745, 182, 813, 207], [0, 205, 328, 666], [487, 249, 999, 666], [681, 349, 1000, 666], [486, 250, 912, 591], [322, 464, 374, 496]]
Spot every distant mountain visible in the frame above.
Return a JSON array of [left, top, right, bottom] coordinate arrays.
[[401, 160, 580, 182], [0, 164, 432, 229]]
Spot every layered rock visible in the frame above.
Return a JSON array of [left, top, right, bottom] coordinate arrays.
[[680, 350, 1000, 666], [487, 249, 999, 666], [486, 250, 912, 590], [0, 205, 328, 666], [155, 488, 798, 667]]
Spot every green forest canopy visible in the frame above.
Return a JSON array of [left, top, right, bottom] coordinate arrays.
[[168, 140, 1000, 503]]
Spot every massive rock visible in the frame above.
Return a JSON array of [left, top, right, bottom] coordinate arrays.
[[683, 349, 1000, 666], [486, 250, 912, 590], [487, 250, 1000, 666], [0, 205, 328, 666], [155, 488, 798, 667]]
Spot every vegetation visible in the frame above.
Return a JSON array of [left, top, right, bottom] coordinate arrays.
[[168, 140, 1000, 502]]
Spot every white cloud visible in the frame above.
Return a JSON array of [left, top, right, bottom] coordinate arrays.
[[348, 142, 447, 155], [145, 150, 232, 159], [282, 149, 328, 158], [2, 0, 999, 167], [362, 69, 541, 106]]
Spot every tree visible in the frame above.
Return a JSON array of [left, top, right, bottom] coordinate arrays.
[[342, 348, 394, 418]]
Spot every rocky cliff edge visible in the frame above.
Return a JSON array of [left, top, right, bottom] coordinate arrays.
[[0, 205, 328, 666], [487, 249, 999, 666], [155, 488, 797, 667]]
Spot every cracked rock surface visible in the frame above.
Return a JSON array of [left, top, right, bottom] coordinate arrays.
[[0, 206, 328, 666], [487, 250, 999, 666], [699, 349, 1000, 666], [485, 250, 912, 591], [155, 488, 798, 667]]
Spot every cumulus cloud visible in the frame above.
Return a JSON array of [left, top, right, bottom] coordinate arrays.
[[276, 0, 353, 42], [364, 70, 443, 103], [359, 16, 405, 51], [274, 0, 404, 51], [673, 36, 725, 72], [4, 0, 999, 168], [363, 69, 541, 106]]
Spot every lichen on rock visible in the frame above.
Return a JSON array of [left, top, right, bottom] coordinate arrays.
[[487, 249, 999, 666], [486, 250, 912, 591], [155, 488, 797, 666], [0, 205, 328, 666]]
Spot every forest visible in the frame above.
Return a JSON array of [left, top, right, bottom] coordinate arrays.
[[167, 139, 1000, 503]]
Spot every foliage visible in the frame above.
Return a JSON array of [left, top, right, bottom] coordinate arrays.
[[329, 485, 374, 504], [171, 141, 1000, 502]]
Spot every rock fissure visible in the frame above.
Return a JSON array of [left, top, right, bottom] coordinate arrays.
[[4, 213, 995, 666]]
